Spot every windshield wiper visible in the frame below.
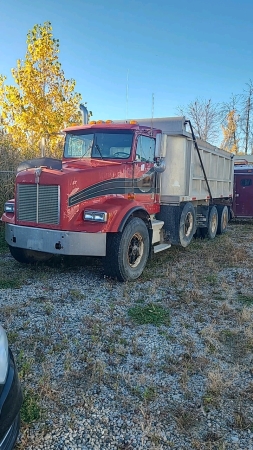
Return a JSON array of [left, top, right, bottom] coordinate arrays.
[[94, 142, 104, 160]]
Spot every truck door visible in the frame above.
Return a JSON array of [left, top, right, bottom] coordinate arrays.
[[234, 173, 253, 217], [134, 135, 156, 205]]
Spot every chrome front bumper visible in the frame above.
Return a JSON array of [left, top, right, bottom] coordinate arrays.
[[5, 224, 106, 257]]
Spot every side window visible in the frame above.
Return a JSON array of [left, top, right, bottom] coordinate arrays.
[[136, 136, 155, 162], [240, 178, 252, 187]]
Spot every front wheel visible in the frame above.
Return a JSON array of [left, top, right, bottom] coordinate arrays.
[[104, 217, 150, 281], [9, 246, 52, 264]]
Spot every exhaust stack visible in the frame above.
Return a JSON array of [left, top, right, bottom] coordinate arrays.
[[80, 104, 89, 124]]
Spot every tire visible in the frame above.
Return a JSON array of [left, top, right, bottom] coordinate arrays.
[[104, 217, 150, 281], [217, 206, 228, 235], [9, 246, 52, 264], [207, 206, 218, 239], [179, 202, 196, 247]]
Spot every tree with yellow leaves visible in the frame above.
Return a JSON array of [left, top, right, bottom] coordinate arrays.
[[0, 22, 83, 159], [221, 110, 239, 154]]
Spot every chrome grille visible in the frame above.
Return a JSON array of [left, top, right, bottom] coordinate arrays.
[[17, 184, 60, 224]]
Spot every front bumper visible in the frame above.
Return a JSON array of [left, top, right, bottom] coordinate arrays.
[[0, 350, 23, 450], [5, 223, 107, 257]]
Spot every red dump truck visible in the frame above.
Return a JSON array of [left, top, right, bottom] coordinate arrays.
[[1, 117, 234, 281]]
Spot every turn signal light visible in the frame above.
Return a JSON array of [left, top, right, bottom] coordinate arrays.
[[127, 193, 135, 200], [129, 120, 137, 124], [90, 120, 97, 124]]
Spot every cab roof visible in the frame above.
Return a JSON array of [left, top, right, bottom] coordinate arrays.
[[63, 123, 159, 133]]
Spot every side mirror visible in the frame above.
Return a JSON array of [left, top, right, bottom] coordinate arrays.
[[154, 158, 166, 173]]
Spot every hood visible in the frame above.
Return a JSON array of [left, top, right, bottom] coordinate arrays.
[[62, 158, 122, 170]]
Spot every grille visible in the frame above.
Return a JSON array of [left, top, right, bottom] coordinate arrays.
[[17, 184, 60, 224]]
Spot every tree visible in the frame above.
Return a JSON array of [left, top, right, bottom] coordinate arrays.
[[178, 98, 221, 143], [240, 80, 253, 155], [221, 110, 239, 154], [0, 22, 82, 159]]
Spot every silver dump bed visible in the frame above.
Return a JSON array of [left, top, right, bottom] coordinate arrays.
[[135, 117, 234, 204]]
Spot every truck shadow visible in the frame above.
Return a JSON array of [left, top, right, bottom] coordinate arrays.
[[44, 254, 104, 278]]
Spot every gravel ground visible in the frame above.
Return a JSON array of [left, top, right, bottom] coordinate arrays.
[[1, 221, 253, 450]]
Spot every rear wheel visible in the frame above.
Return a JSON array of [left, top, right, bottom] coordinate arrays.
[[207, 206, 218, 239], [179, 202, 196, 247], [217, 206, 228, 235], [9, 246, 52, 264], [104, 217, 150, 281]]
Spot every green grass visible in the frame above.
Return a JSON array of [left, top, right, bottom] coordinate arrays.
[[238, 294, 253, 306], [21, 389, 41, 424], [205, 274, 218, 285], [128, 302, 170, 326], [0, 224, 8, 253], [6, 331, 18, 344], [0, 276, 22, 289], [142, 386, 157, 402]]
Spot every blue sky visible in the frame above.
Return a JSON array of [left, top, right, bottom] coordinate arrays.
[[1, 0, 253, 121]]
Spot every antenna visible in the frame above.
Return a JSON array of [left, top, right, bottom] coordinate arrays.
[[151, 93, 154, 135], [126, 69, 129, 121]]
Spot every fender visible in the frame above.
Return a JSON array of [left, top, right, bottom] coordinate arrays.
[[118, 206, 150, 232], [96, 198, 151, 233]]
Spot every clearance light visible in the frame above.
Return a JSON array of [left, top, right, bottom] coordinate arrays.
[[129, 120, 137, 124], [127, 193, 135, 200], [97, 120, 105, 124], [89, 120, 97, 124], [106, 120, 113, 123], [84, 210, 108, 222]]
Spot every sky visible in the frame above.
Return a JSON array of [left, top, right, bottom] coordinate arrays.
[[1, 0, 253, 122]]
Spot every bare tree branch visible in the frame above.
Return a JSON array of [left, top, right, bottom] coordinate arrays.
[[177, 98, 221, 143]]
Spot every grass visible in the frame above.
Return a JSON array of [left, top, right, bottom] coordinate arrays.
[[0, 276, 22, 289], [128, 302, 170, 326], [0, 226, 8, 254], [21, 389, 41, 424], [238, 294, 253, 306], [68, 288, 86, 300], [171, 405, 200, 431]]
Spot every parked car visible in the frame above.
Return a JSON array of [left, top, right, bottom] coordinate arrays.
[[0, 324, 22, 450]]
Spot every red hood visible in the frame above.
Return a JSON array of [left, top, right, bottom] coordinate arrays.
[[15, 158, 129, 204], [62, 158, 123, 170]]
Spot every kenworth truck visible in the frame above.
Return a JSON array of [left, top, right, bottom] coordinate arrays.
[[1, 117, 234, 281]]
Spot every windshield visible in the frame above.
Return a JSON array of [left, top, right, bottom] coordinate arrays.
[[64, 131, 134, 159]]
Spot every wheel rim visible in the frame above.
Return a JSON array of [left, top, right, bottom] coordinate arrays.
[[210, 213, 217, 233], [127, 232, 144, 268], [184, 212, 194, 237]]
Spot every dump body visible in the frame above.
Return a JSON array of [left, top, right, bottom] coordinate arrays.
[[133, 117, 234, 203]]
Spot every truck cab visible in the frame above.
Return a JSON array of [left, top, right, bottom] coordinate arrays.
[[2, 121, 166, 281]]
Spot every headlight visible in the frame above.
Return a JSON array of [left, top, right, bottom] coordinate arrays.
[[4, 202, 15, 213], [84, 211, 108, 222], [0, 325, 9, 384]]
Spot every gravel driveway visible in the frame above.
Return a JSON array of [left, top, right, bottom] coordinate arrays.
[[1, 221, 253, 450]]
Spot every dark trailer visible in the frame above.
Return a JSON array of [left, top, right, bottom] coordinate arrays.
[[234, 160, 253, 218]]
